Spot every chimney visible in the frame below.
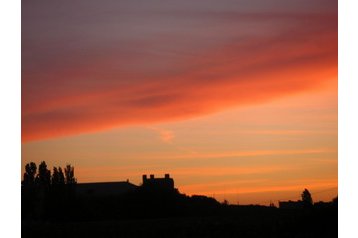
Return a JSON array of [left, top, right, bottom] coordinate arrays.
[[142, 174, 147, 182], [165, 174, 170, 179], [150, 174, 154, 179]]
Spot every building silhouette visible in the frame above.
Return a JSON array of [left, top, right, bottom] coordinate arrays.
[[74, 174, 175, 197], [76, 181, 138, 197], [142, 174, 175, 191]]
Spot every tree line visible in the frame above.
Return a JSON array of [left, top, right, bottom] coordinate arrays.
[[22, 161, 77, 220], [22, 161, 76, 187]]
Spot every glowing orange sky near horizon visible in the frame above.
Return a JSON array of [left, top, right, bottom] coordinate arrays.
[[22, 0, 337, 204]]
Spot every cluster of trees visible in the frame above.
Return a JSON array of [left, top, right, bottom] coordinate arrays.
[[22, 161, 76, 187], [22, 161, 77, 220]]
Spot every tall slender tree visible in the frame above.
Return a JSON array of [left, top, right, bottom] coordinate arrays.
[[58, 167, 65, 185], [52, 167, 59, 185], [37, 161, 51, 189], [64, 164, 77, 184]]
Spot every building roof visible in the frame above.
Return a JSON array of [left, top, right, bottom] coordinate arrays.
[[76, 181, 138, 197]]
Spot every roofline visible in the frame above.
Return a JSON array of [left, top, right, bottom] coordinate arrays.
[[77, 181, 138, 186]]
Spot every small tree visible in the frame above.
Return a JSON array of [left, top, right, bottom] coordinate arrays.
[[64, 164, 77, 185], [301, 188, 313, 206]]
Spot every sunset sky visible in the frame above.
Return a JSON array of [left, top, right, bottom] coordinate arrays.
[[22, 0, 337, 205]]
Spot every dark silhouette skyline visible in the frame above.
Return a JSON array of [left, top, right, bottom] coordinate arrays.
[[22, 161, 338, 237]]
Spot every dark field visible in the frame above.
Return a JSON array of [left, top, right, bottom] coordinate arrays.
[[22, 206, 337, 238]]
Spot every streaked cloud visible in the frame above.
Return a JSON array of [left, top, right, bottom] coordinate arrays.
[[22, 0, 337, 142]]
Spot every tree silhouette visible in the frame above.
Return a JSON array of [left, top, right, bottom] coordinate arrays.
[[64, 164, 77, 184], [37, 161, 51, 189], [22, 162, 38, 219], [23, 162, 37, 186], [52, 167, 60, 185], [52, 166, 65, 186], [301, 188, 313, 206], [58, 167, 65, 185]]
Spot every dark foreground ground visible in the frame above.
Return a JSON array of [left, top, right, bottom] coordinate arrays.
[[22, 207, 337, 238]]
